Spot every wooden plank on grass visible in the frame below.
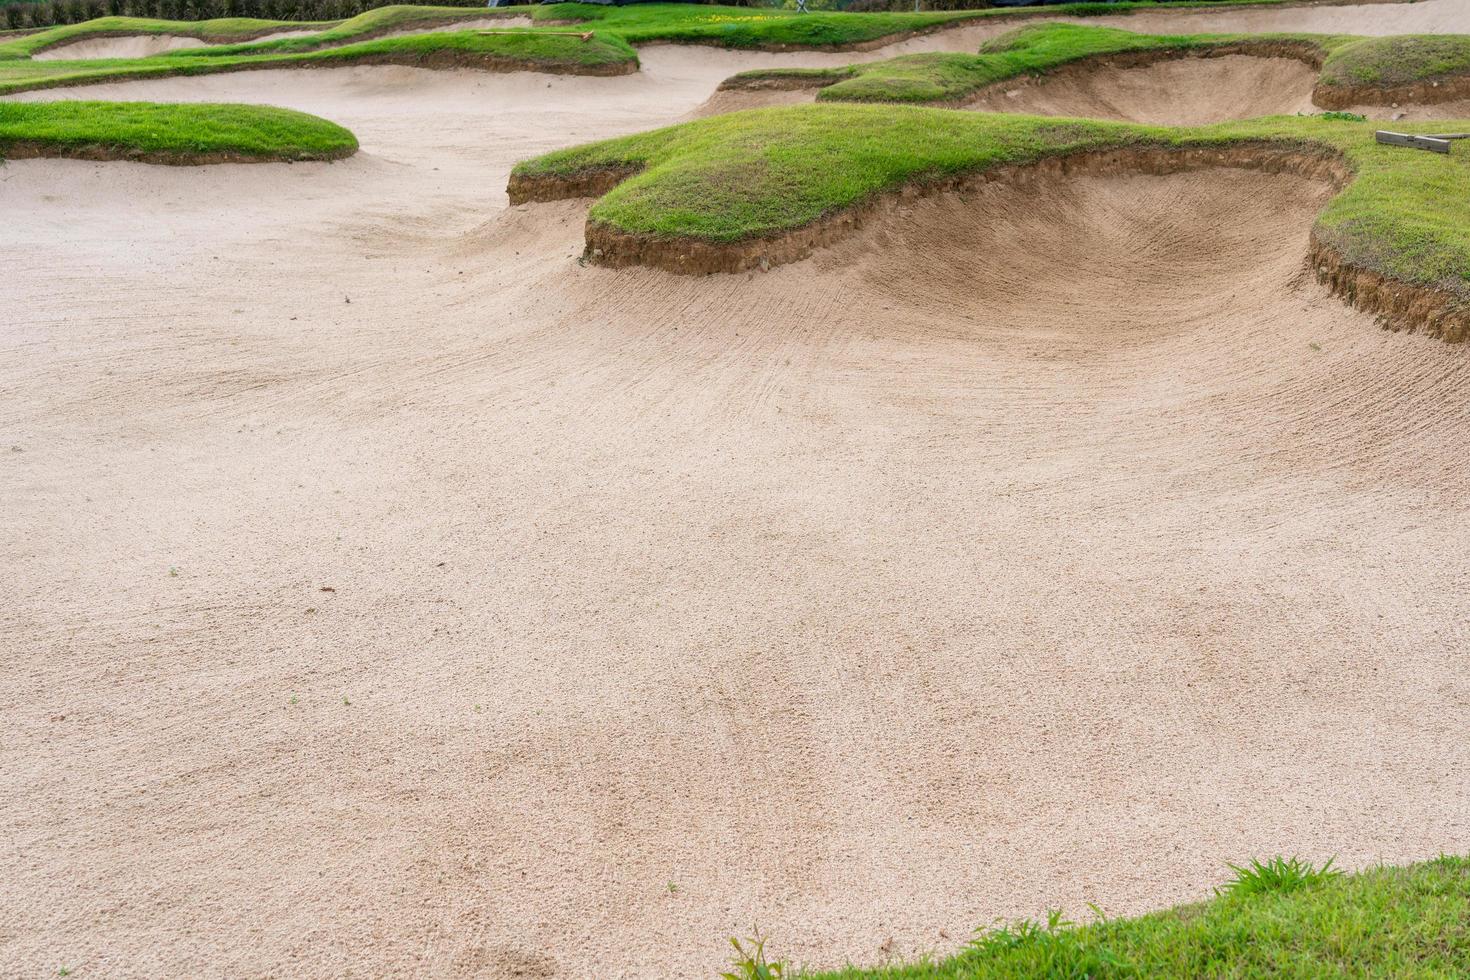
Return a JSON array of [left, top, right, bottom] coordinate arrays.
[[1375, 131, 1452, 154]]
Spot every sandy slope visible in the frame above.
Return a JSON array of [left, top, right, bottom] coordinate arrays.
[[3, 2, 1470, 978], [964, 55, 1319, 124], [32, 34, 209, 60]]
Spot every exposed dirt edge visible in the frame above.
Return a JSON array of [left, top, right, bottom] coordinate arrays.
[[511, 143, 1469, 342], [508, 164, 643, 205], [1315, 73, 1470, 110], [1308, 234, 1470, 342], [0, 139, 357, 166], [718, 72, 836, 94]]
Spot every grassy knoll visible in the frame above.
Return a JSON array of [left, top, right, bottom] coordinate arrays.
[[777, 856, 1470, 979], [0, 28, 636, 93], [0, 15, 329, 60], [512, 102, 1470, 300], [0, 98, 356, 162]]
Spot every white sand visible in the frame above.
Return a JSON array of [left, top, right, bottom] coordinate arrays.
[[4, 2, 1470, 977]]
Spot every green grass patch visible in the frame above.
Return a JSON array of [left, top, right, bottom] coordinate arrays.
[[513, 102, 1470, 300], [1320, 33, 1470, 90], [0, 28, 636, 94], [786, 855, 1470, 978], [0, 98, 357, 162]]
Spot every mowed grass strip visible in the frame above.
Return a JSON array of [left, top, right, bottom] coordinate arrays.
[[0, 28, 636, 94], [788, 856, 1470, 979], [0, 99, 357, 163], [512, 103, 1470, 299]]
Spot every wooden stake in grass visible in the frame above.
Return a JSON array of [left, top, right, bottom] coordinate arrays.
[[1375, 131, 1470, 154]]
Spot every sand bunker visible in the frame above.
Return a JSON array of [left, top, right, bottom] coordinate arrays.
[[831, 167, 1334, 338], [33, 34, 209, 60], [5, 1, 1470, 977], [964, 54, 1319, 125]]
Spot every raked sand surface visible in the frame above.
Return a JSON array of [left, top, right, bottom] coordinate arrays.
[[4, 1, 1470, 977]]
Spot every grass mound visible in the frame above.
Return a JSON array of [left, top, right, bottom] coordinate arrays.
[[511, 102, 1470, 330], [0, 99, 357, 163], [787, 855, 1470, 978], [0, 28, 637, 94], [1320, 34, 1470, 89]]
